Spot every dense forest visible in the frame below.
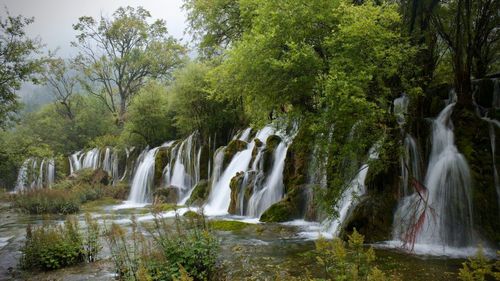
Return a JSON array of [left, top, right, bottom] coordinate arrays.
[[0, 0, 499, 280]]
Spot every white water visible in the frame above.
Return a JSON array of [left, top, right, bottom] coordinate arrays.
[[400, 135, 422, 196], [163, 133, 201, 205], [127, 147, 160, 204], [204, 126, 275, 216], [394, 93, 409, 125], [247, 141, 289, 217], [82, 148, 100, 169], [14, 157, 56, 192], [325, 146, 379, 236], [393, 102, 474, 248]]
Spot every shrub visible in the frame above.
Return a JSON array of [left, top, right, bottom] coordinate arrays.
[[20, 215, 101, 270], [12, 189, 81, 214], [106, 213, 219, 281], [458, 247, 500, 281], [311, 229, 398, 281]]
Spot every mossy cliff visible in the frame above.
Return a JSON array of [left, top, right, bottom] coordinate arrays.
[[452, 104, 500, 245], [187, 179, 211, 206], [260, 126, 314, 222]]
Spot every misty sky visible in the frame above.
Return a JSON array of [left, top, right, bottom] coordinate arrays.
[[0, 0, 189, 57], [0, 0, 190, 104]]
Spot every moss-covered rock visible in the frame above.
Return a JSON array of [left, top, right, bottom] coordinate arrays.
[[223, 140, 248, 168], [259, 185, 309, 222], [154, 186, 179, 204], [209, 220, 250, 231], [229, 172, 245, 214], [341, 194, 397, 243], [199, 145, 210, 180], [283, 127, 312, 194], [183, 210, 202, 219], [452, 105, 500, 245], [186, 180, 211, 206], [261, 135, 282, 175], [154, 146, 173, 187]]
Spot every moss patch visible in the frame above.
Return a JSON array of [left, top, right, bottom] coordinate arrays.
[[209, 220, 250, 231], [224, 140, 248, 168], [150, 203, 177, 212], [82, 197, 121, 211], [187, 180, 211, 206], [183, 210, 202, 219]]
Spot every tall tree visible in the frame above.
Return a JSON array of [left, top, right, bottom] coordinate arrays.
[[0, 13, 43, 129], [72, 6, 186, 125], [183, 0, 256, 58], [432, 0, 499, 105], [43, 58, 79, 121]]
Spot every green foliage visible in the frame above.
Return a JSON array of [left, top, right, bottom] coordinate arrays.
[[0, 13, 44, 129], [183, 0, 256, 58], [312, 229, 397, 281], [122, 81, 177, 147], [20, 215, 101, 271], [106, 214, 219, 281], [208, 220, 249, 231], [12, 189, 81, 214], [73, 6, 186, 124], [170, 62, 245, 141], [458, 247, 500, 281], [12, 168, 126, 214]]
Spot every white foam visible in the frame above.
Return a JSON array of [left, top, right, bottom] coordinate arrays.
[[379, 240, 497, 258], [0, 236, 12, 250], [112, 201, 149, 210]]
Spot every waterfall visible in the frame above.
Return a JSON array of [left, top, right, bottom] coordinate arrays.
[[14, 159, 30, 192], [82, 148, 100, 169], [14, 157, 56, 192], [36, 159, 45, 189], [47, 158, 55, 188], [326, 146, 379, 236], [393, 102, 474, 248], [246, 141, 289, 217], [400, 135, 422, 197], [127, 147, 160, 204], [164, 133, 201, 205], [204, 126, 274, 216], [69, 151, 82, 174], [394, 93, 409, 125]]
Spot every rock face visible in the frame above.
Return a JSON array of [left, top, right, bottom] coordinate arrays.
[[154, 186, 179, 204], [259, 184, 311, 222], [223, 140, 248, 169], [259, 126, 315, 222], [187, 180, 211, 206], [154, 145, 175, 188]]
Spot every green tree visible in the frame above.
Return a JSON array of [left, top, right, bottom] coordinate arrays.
[[122, 81, 177, 147], [432, 0, 499, 105], [0, 13, 43, 129], [170, 62, 245, 142], [72, 6, 186, 125], [183, 0, 256, 58]]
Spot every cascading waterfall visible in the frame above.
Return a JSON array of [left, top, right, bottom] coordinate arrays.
[[246, 141, 289, 217], [14, 157, 56, 192], [46, 158, 55, 188], [204, 126, 274, 216], [400, 135, 422, 197], [393, 102, 474, 248], [14, 159, 30, 192], [326, 146, 379, 236], [69, 151, 82, 174], [394, 93, 409, 125], [127, 147, 160, 204], [163, 133, 202, 205], [82, 148, 100, 169]]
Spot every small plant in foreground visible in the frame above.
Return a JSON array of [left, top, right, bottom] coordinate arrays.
[[312, 229, 399, 281], [106, 212, 219, 281], [458, 247, 500, 281], [20, 215, 101, 271]]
